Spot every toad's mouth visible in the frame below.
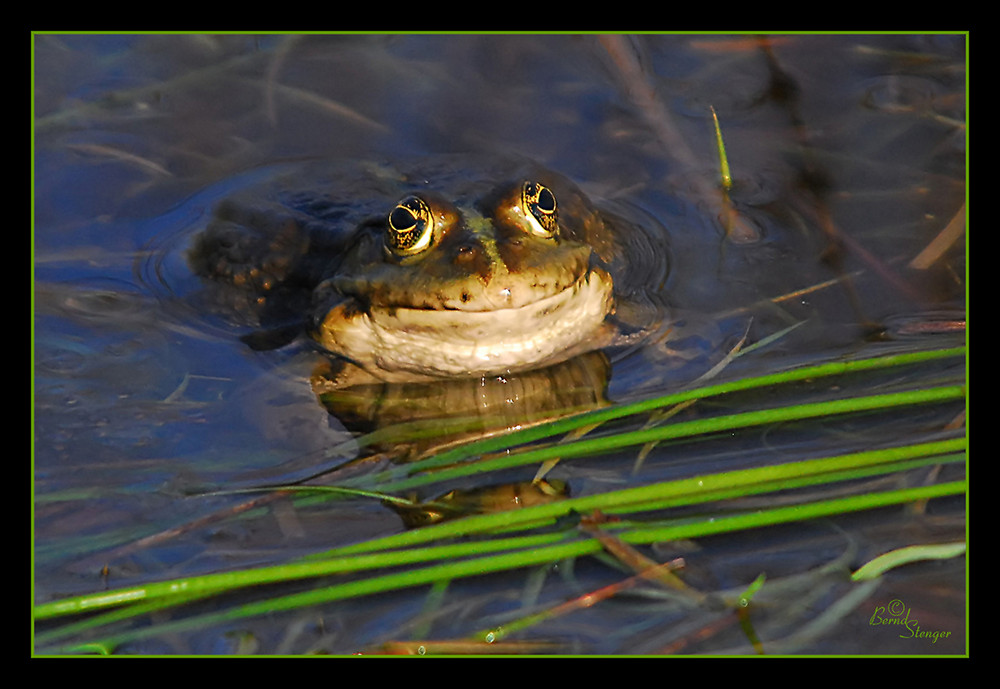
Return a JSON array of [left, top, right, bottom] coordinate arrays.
[[314, 267, 614, 381]]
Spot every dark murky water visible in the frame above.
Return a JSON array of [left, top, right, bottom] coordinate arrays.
[[33, 34, 966, 655]]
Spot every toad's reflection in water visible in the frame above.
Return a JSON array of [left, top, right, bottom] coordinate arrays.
[[389, 479, 570, 528], [307, 351, 609, 526], [310, 350, 611, 463]]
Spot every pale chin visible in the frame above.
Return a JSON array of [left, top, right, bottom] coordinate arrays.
[[316, 268, 614, 382]]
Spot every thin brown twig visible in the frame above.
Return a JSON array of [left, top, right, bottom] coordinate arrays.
[[579, 512, 705, 600], [657, 611, 741, 654], [372, 639, 561, 655], [909, 203, 966, 270], [598, 36, 759, 243]]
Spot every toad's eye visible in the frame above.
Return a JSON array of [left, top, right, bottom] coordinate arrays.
[[386, 195, 434, 256], [520, 181, 558, 238]]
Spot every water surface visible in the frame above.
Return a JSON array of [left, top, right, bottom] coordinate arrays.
[[33, 34, 966, 655]]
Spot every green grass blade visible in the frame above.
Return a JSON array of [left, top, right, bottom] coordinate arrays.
[[851, 542, 967, 581], [37, 436, 964, 628], [711, 105, 732, 190], [324, 437, 965, 557], [36, 479, 964, 654], [34, 346, 965, 653], [363, 347, 964, 483], [364, 385, 964, 495]]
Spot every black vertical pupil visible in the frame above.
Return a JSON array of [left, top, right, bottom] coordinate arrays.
[[536, 187, 555, 214]]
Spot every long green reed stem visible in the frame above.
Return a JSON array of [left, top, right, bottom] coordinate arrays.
[[365, 385, 964, 495], [34, 347, 965, 653], [36, 479, 963, 654], [36, 436, 965, 624], [363, 346, 964, 484]]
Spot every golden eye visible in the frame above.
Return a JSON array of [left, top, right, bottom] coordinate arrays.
[[521, 181, 558, 238], [386, 195, 434, 256]]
